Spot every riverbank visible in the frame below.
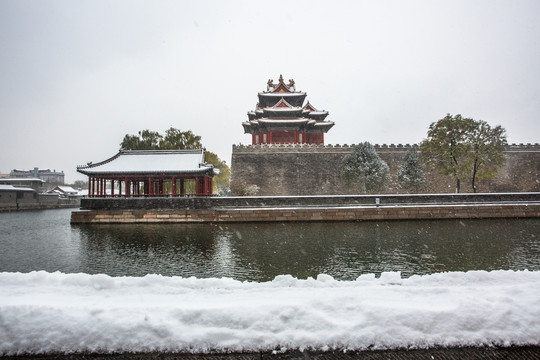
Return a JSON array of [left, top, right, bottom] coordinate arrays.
[[71, 203, 540, 224], [71, 192, 540, 224], [1, 203, 79, 212]]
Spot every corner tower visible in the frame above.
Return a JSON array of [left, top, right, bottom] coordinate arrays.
[[242, 75, 334, 145]]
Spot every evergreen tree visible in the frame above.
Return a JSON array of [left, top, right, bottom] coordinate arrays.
[[397, 146, 426, 193], [341, 142, 390, 193]]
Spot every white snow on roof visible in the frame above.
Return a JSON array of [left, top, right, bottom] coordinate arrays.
[[0, 178, 44, 183], [55, 186, 78, 193], [0, 270, 538, 355], [258, 119, 310, 124], [0, 185, 35, 192], [258, 92, 306, 96], [264, 107, 303, 112], [78, 150, 215, 175], [314, 121, 335, 126]]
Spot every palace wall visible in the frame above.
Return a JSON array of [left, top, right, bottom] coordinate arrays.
[[230, 143, 540, 195]]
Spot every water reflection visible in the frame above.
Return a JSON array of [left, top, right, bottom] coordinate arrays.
[[0, 209, 538, 281], [75, 219, 539, 280]]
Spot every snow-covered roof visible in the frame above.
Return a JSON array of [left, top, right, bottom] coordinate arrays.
[[258, 92, 306, 97], [0, 184, 35, 192], [77, 149, 216, 176], [258, 119, 311, 124], [264, 107, 303, 112], [53, 186, 78, 194]]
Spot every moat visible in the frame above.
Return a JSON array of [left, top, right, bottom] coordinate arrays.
[[1, 208, 539, 281]]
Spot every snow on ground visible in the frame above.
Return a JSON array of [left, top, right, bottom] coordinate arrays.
[[1, 270, 539, 355]]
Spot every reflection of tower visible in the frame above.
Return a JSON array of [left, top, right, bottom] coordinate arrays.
[[242, 75, 334, 145]]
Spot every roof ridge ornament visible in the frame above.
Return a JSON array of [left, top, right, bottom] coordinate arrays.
[[266, 79, 274, 91], [288, 78, 295, 91]]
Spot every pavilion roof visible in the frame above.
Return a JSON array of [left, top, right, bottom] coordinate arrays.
[[266, 74, 294, 93], [303, 101, 317, 112], [265, 98, 302, 111], [243, 118, 335, 132], [77, 149, 217, 176]]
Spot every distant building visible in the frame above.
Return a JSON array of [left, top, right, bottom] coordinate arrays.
[[48, 185, 83, 200], [10, 168, 64, 185], [48, 185, 78, 195], [0, 184, 37, 209], [0, 178, 45, 192]]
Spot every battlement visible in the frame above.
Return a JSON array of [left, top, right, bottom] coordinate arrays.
[[232, 143, 540, 153]]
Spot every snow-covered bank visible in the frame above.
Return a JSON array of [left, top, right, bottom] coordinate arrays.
[[1, 270, 539, 355]]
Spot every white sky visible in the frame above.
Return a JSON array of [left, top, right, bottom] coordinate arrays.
[[1, 0, 539, 182]]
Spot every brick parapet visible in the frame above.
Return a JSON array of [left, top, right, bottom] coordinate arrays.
[[232, 143, 540, 153], [80, 193, 540, 210], [71, 203, 540, 224]]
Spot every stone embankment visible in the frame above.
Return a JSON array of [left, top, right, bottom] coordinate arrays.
[[71, 193, 540, 224]]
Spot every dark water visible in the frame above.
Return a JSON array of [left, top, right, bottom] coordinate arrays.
[[0, 208, 539, 281]]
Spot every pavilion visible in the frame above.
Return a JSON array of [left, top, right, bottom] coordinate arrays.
[[242, 75, 334, 145], [77, 149, 218, 197]]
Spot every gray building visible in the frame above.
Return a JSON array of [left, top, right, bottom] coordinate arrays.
[[0, 178, 45, 192], [0, 184, 37, 209], [10, 168, 64, 185]]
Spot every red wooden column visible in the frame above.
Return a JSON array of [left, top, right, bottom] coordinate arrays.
[[195, 176, 201, 196], [111, 179, 115, 196], [207, 176, 213, 195], [148, 177, 153, 197], [125, 177, 130, 197], [118, 179, 122, 197], [172, 177, 176, 197]]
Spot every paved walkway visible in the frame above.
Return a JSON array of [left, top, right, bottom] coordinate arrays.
[[3, 347, 540, 359]]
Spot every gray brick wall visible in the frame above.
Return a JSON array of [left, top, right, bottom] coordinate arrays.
[[230, 144, 540, 195]]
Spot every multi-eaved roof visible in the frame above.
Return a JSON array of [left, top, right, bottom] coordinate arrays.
[[76, 149, 218, 176], [243, 75, 334, 135]]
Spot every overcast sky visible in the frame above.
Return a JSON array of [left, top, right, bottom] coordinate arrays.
[[1, 0, 539, 182]]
